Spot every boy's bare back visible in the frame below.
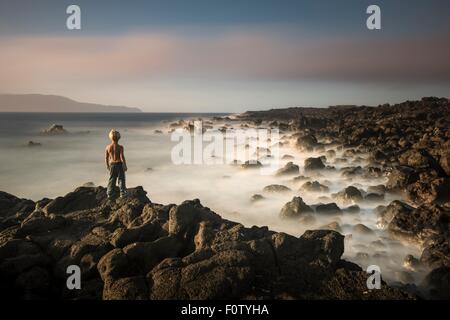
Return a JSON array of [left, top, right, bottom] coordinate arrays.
[[105, 141, 127, 171]]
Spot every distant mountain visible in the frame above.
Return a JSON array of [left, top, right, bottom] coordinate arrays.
[[0, 94, 142, 113]]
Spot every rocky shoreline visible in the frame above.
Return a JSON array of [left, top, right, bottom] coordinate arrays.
[[0, 186, 412, 300], [0, 97, 449, 300]]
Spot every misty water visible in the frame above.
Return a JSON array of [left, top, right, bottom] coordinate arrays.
[[0, 113, 426, 286]]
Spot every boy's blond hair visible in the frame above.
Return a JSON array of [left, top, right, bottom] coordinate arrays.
[[109, 129, 121, 142]]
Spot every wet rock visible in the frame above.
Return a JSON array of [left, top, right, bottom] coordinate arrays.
[[377, 200, 414, 230], [281, 154, 294, 160], [315, 203, 342, 215], [395, 271, 415, 284], [41, 124, 67, 135], [304, 157, 325, 172], [276, 162, 299, 176], [300, 181, 329, 193], [296, 134, 319, 151], [279, 197, 313, 219], [403, 254, 424, 272], [334, 186, 363, 204], [241, 160, 262, 169], [386, 166, 419, 192], [263, 184, 292, 194]]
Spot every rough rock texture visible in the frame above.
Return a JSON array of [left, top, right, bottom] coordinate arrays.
[[0, 186, 411, 300]]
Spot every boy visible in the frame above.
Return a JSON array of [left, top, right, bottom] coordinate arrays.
[[105, 129, 127, 199]]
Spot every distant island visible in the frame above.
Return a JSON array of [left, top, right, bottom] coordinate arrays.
[[0, 94, 142, 113]]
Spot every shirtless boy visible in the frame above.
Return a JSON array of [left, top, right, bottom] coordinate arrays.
[[105, 129, 127, 199]]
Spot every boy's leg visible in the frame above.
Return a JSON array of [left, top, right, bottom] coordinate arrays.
[[107, 165, 118, 199], [118, 164, 127, 197]]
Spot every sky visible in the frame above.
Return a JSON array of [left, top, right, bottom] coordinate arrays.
[[0, 0, 449, 112]]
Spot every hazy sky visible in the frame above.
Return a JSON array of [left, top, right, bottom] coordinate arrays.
[[1, 0, 449, 112]]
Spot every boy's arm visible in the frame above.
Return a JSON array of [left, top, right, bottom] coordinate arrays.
[[121, 146, 127, 171], [105, 147, 110, 170]]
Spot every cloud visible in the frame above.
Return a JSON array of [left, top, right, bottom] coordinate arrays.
[[1, 29, 450, 91]]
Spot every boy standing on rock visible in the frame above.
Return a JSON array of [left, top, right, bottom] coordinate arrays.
[[105, 129, 127, 199]]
